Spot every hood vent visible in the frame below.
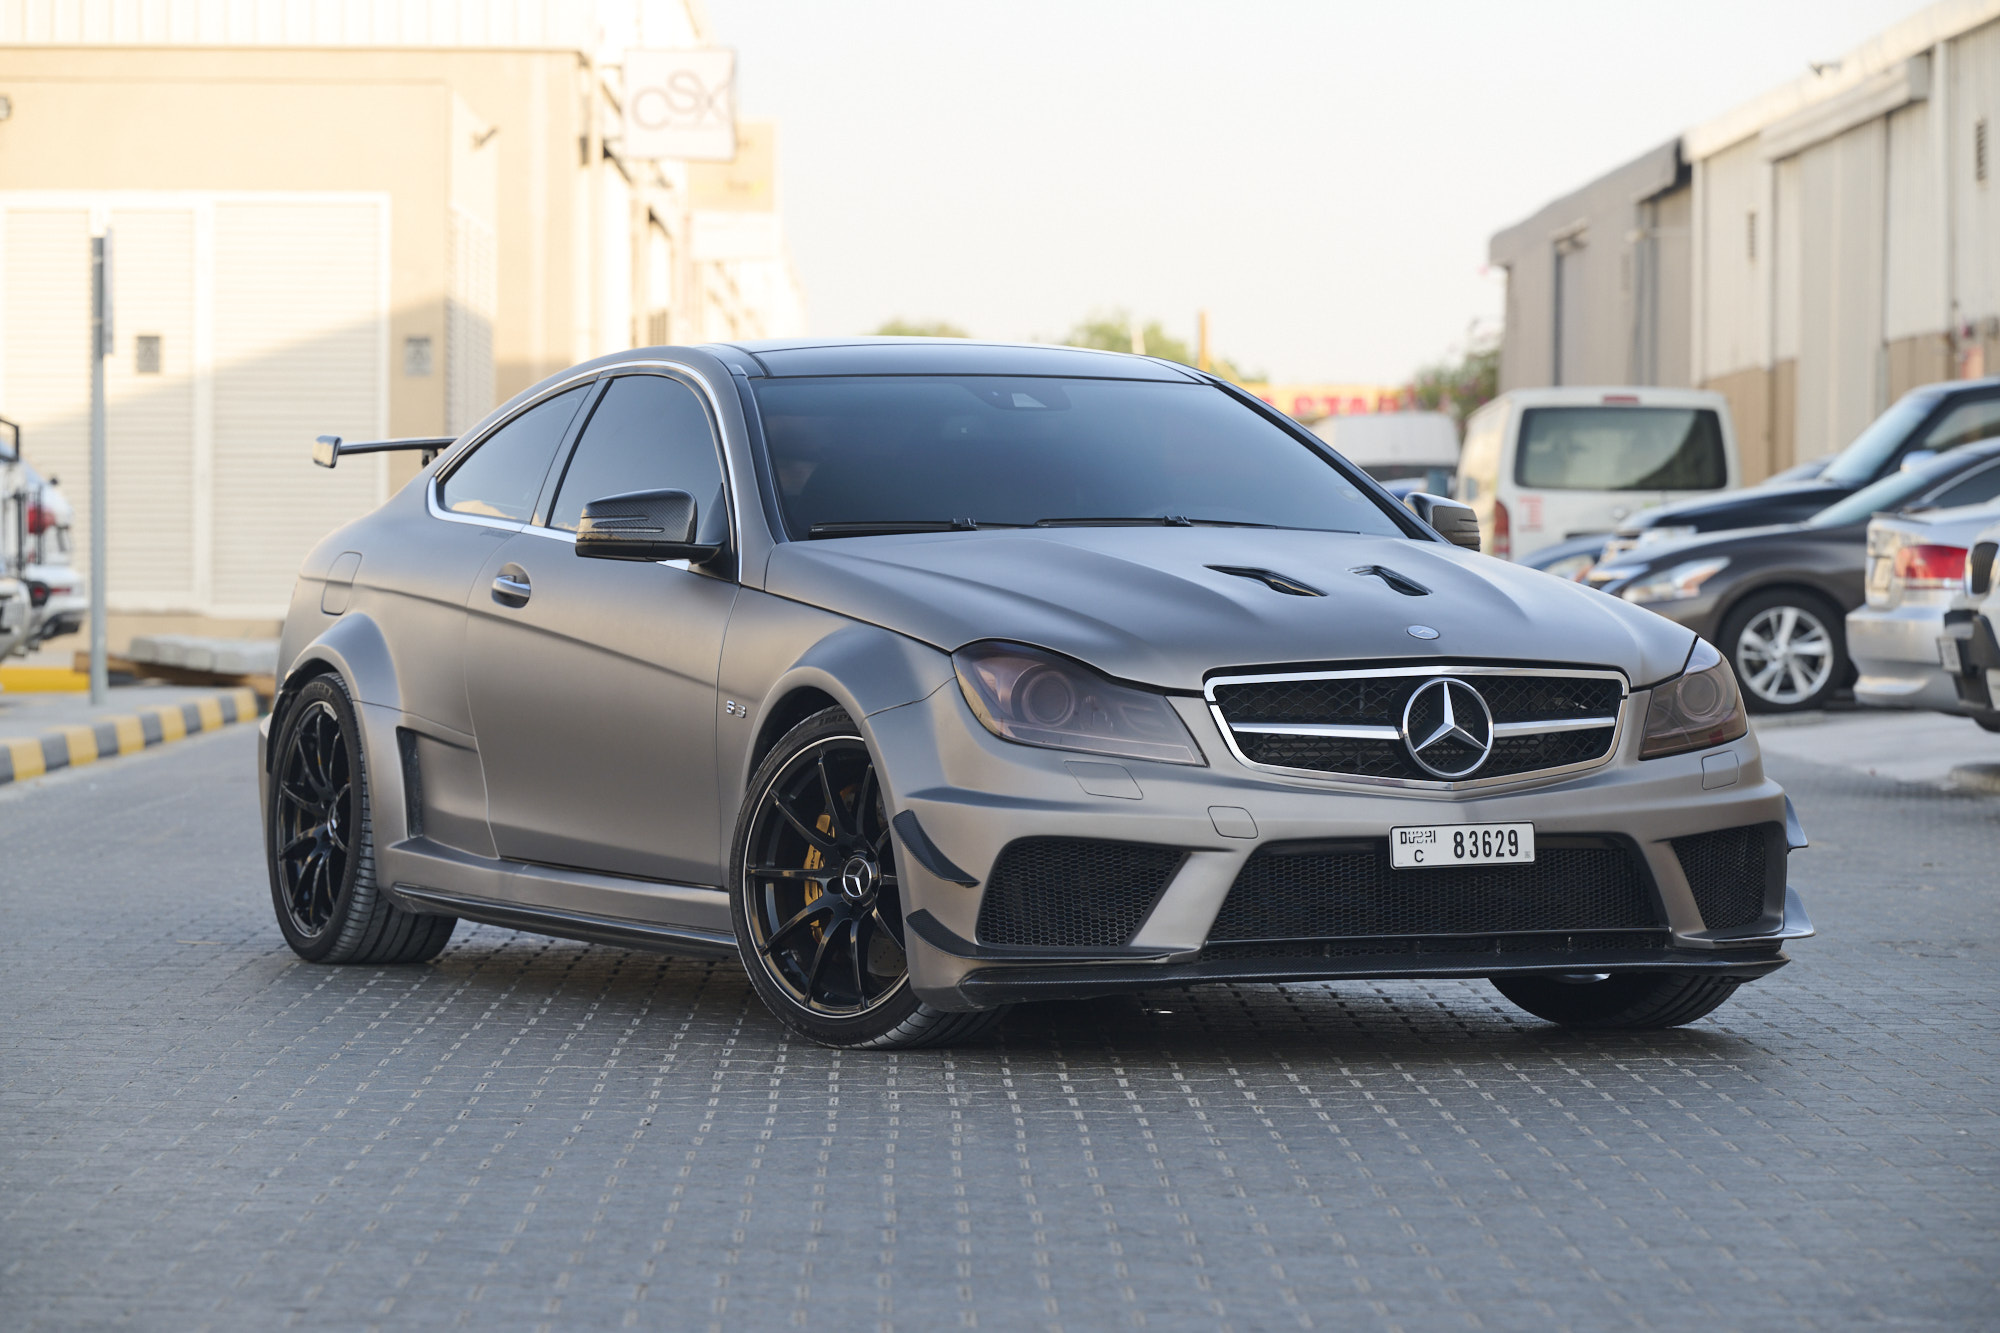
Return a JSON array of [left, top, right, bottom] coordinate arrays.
[[1349, 565, 1431, 597], [1208, 565, 1325, 597]]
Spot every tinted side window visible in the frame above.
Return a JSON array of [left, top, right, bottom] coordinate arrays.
[[549, 374, 727, 540], [1929, 460, 2000, 509], [1515, 407, 1726, 491], [1919, 397, 2000, 454], [440, 385, 590, 521]]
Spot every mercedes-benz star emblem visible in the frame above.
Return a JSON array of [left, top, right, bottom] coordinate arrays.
[[1399, 677, 1495, 779]]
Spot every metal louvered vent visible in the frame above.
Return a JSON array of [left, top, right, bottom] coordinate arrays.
[[1205, 837, 1661, 946], [975, 838, 1186, 949], [1207, 666, 1625, 785], [1673, 824, 1780, 930]]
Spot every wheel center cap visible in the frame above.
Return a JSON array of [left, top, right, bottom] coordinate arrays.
[[837, 853, 879, 903]]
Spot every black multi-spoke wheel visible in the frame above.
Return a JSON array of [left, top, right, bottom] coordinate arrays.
[[274, 699, 352, 936], [729, 707, 1008, 1049], [264, 675, 455, 965]]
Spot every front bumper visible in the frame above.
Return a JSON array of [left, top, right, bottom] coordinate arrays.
[[872, 681, 1811, 1010], [1849, 601, 1962, 711]]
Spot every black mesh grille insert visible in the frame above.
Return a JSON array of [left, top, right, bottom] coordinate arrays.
[[976, 838, 1186, 949], [1673, 824, 1779, 930], [1201, 931, 1671, 961], [1206, 838, 1661, 943], [1211, 671, 1622, 781]]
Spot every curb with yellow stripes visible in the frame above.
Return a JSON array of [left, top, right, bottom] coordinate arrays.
[[0, 687, 262, 786]]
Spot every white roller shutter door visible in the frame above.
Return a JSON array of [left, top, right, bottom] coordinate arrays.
[[210, 198, 386, 615]]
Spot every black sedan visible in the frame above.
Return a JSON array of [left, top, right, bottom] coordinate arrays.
[[1606, 375, 2000, 553], [1587, 441, 2000, 712]]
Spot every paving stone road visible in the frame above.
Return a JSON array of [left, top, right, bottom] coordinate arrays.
[[2, 726, 1996, 1331]]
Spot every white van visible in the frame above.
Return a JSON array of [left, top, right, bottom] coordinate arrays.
[[1455, 387, 1739, 561], [1311, 411, 1460, 493]]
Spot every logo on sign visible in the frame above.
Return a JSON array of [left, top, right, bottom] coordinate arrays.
[[623, 49, 737, 162]]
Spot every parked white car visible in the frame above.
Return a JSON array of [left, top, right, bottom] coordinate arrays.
[[1455, 388, 1739, 562], [0, 574, 30, 662], [1937, 517, 2000, 731], [3, 459, 84, 657], [1312, 410, 1459, 495], [1849, 499, 2000, 722]]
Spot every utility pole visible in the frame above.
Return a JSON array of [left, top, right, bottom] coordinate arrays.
[[89, 230, 112, 705]]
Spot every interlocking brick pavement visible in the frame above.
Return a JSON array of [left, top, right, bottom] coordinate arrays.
[[2, 727, 1995, 1330]]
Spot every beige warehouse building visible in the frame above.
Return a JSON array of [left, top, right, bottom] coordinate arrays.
[[0, 0, 803, 639], [1491, 0, 2000, 483]]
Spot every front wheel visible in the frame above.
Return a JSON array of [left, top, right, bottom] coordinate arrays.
[[729, 707, 1007, 1049], [1491, 971, 1741, 1029]]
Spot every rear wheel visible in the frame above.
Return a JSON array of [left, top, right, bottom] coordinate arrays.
[[1719, 588, 1846, 713], [1491, 971, 1741, 1029], [729, 707, 1006, 1049], [266, 675, 455, 964]]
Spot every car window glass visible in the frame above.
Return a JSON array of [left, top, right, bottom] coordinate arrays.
[[749, 376, 1406, 538], [439, 386, 589, 522], [1806, 453, 1983, 527], [1928, 461, 2000, 509], [549, 374, 727, 540], [1513, 407, 1726, 491], [1819, 391, 1942, 487], [1919, 398, 2000, 454]]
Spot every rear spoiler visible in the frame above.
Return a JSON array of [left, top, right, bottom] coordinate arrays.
[[313, 435, 455, 469]]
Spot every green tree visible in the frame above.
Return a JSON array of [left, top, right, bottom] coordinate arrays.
[[1060, 310, 1256, 383], [873, 318, 969, 338], [1409, 330, 1500, 431]]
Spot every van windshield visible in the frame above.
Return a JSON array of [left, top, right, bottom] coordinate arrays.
[[1514, 407, 1727, 491], [751, 375, 1408, 539]]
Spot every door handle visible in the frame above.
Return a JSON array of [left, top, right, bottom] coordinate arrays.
[[491, 565, 531, 606]]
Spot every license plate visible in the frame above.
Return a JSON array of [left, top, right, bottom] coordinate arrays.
[[1391, 822, 1535, 869], [1939, 636, 1964, 673]]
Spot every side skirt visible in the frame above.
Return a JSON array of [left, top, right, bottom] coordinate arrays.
[[382, 835, 738, 959]]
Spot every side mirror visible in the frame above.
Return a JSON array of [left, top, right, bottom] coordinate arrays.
[[313, 435, 340, 469], [575, 489, 719, 562], [1899, 449, 1938, 474], [1404, 493, 1482, 552]]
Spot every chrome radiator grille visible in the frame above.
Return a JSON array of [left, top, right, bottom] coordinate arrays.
[[1206, 665, 1626, 787]]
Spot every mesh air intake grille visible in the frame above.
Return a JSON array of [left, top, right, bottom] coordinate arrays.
[[975, 838, 1185, 949], [1206, 838, 1660, 943], [1673, 824, 1779, 930]]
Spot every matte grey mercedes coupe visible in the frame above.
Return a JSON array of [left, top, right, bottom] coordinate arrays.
[[264, 339, 1813, 1048]]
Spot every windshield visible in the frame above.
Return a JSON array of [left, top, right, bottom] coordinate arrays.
[[750, 376, 1408, 539], [1806, 453, 1967, 528], [1819, 392, 1941, 487], [1514, 407, 1727, 491]]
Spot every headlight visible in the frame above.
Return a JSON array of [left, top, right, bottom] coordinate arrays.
[[953, 641, 1205, 766], [1636, 524, 1700, 548], [1638, 638, 1748, 759], [1618, 556, 1729, 604]]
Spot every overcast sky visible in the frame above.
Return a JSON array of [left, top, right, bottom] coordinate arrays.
[[710, 0, 1930, 383]]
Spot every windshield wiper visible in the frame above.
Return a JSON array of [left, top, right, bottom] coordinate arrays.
[[1031, 516, 1276, 528], [805, 519, 1020, 539]]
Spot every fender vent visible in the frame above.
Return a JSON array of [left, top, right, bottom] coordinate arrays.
[[1209, 566, 1325, 597]]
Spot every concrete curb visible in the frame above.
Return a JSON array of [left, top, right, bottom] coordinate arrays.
[[0, 687, 262, 786], [1948, 762, 2000, 794]]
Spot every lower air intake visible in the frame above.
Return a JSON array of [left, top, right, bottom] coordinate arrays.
[[1673, 824, 1781, 930], [1206, 837, 1660, 943], [975, 838, 1186, 949]]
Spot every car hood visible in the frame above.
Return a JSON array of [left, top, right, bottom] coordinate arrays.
[[1625, 481, 1846, 533], [1595, 521, 1854, 575], [764, 527, 1697, 690]]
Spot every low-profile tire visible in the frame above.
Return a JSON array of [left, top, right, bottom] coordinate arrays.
[[729, 706, 1008, 1050], [1718, 587, 1847, 713], [267, 674, 456, 965], [1491, 971, 1742, 1030]]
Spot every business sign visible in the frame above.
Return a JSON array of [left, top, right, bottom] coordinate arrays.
[[1243, 383, 1412, 421], [623, 49, 736, 162]]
